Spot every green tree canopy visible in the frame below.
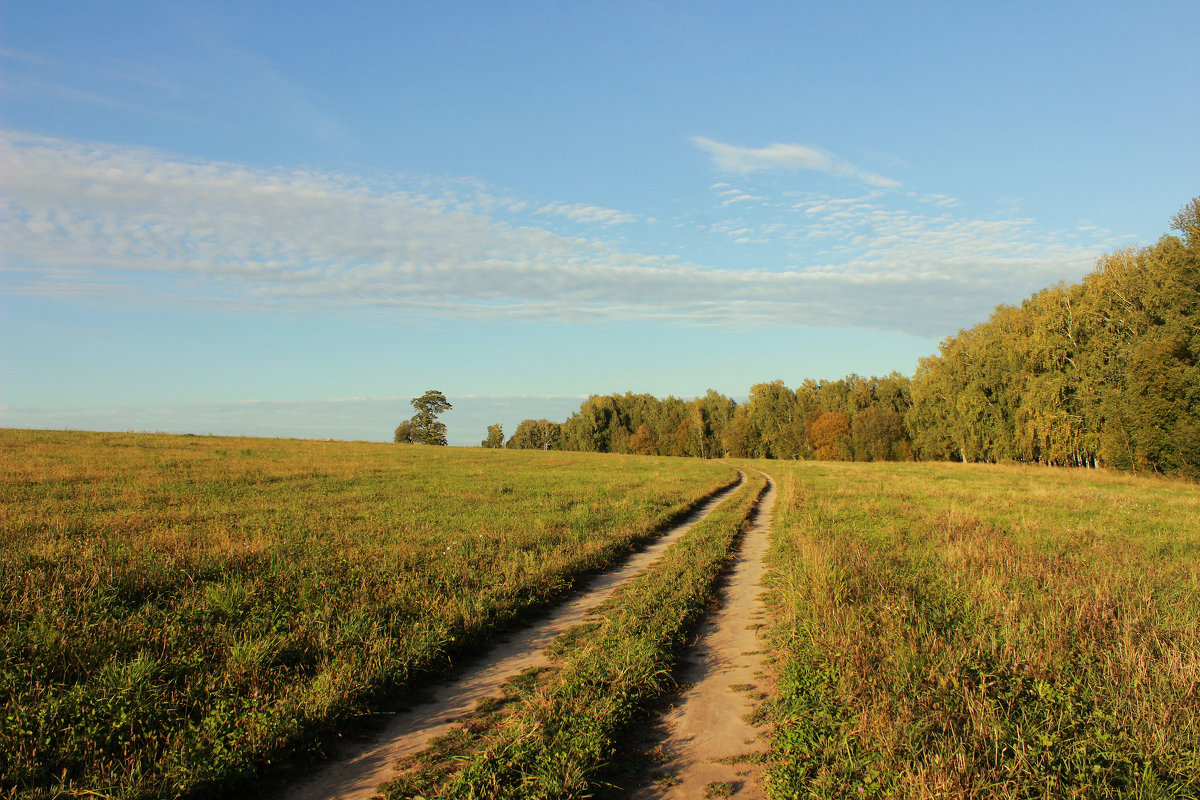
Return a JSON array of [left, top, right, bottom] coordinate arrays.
[[905, 197, 1199, 476], [481, 423, 504, 448], [402, 389, 453, 446], [506, 419, 563, 450]]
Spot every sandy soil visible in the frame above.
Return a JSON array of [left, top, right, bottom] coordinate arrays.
[[631, 473, 777, 800], [281, 473, 745, 800]]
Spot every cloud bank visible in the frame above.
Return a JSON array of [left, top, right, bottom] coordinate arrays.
[[2, 132, 1108, 338]]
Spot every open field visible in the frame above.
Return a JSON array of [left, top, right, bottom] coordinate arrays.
[[5, 430, 1198, 799], [0, 430, 734, 800], [759, 461, 1200, 798]]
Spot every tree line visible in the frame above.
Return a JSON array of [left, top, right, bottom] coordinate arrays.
[[907, 198, 1199, 476], [481, 198, 1199, 478], [483, 377, 914, 462]]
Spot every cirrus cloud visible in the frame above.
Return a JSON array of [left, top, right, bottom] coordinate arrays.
[[2, 131, 1109, 338], [536, 201, 637, 226], [691, 135, 901, 189]]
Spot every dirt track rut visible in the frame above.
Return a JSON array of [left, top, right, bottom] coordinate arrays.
[[282, 473, 746, 800], [632, 473, 777, 799]]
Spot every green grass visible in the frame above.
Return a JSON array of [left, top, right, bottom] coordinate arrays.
[[757, 460, 1200, 799], [0, 429, 734, 800], [383, 472, 770, 799], [12, 430, 1193, 799]]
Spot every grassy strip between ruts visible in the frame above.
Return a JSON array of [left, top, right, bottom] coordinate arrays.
[[760, 461, 1200, 799], [382, 471, 770, 799], [0, 430, 736, 800]]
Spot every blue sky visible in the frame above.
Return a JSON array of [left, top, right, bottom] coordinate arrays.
[[2, 1, 1197, 445]]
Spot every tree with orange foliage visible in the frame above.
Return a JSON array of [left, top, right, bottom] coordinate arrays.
[[629, 423, 658, 455], [807, 411, 852, 461]]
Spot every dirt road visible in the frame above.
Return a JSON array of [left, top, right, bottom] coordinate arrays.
[[632, 473, 777, 799], [282, 473, 745, 800]]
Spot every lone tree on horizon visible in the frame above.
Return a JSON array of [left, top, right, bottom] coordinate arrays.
[[481, 423, 504, 448], [395, 389, 452, 445]]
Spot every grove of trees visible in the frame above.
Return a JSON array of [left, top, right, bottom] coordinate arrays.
[[905, 198, 1199, 477], [498, 198, 1199, 479]]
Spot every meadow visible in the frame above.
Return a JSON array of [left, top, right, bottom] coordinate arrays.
[[0, 429, 734, 800], [760, 461, 1200, 798], [5, 429, 1198, 800]]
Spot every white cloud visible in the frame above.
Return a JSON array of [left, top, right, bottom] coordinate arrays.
[[915, 192, 960, 208], [536, 201, 637, 225], [713, 185, 766, 206], [691, 135, 901, 188], [1, 132, 1111, 338]]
